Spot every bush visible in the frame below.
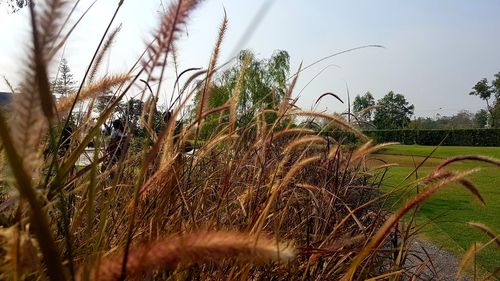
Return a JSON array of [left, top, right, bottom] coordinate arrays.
[[364, 129, 500, 146]]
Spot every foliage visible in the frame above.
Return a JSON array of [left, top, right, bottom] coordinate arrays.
[[52, 58, 76, 97], [353, 91, 375, 123], [1, 0, 29, 13], [474, 109, 488, 128], [409, 110, 479, 130], [365, 128, 500, 146], [194, 50, 290, 138], [469, 73, 500, 128], [469, 78, 493, 101], [122, 98, 144, 136], [373, 91, 414, 129]]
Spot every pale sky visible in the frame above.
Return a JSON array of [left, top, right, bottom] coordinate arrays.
[[1, 0, 499, 117]]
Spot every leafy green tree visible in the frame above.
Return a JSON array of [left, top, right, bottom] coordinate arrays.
[[373, 91, 414, 129], [491, 73, 500, 127], [52, 58, 76, 97], [492, 72, 500, 99], [195, 50, 290, 137], [235, 50, 289, 115], [469, 78, 497, 127], [447, 110, 475, 128], [408, 117, 438, 130], [474, 109, 488, 128], [123, 98, 145, 136], [353, 92, 375, 123]]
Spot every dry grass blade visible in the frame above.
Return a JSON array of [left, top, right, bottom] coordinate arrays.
[[29, 2, 54, 119], [342, 169, 480, 280], [143, 0, 201, 75], [315, 92, 344, 105], [292, 110, 369, 141], [89, 24, 122, 82], [56, 74, 130, 114], [456, 243, 479, 279], [0, 112, 66, 281], [435, 155, 500, 171], [279, 62, 302, 115], [229, 52, 251, 132], [468, 222, 500, 247], [81, 231, 295, 281], [39, 0, 69, 54], [200, 10, 228, 114], [351, 141, 399, 162]]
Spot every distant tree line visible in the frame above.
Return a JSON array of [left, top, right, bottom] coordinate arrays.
[[352, 71, 500, 130], [408, 110, 488, 130]]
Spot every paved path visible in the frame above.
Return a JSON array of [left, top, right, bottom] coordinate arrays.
[[76, 148, 99, 167], [405, 239, 474, 281]]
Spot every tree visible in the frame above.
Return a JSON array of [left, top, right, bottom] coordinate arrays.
[[123, 98, 145, 136], [1, 0, 30, 13], [474, 109, 488, 128], [469, 78, 497, 127], [52, 58, 76, 97], [408, 117, 438, 130], [194, 50, 291, 137], [353, 92, 375, 123], [447, 110, 475, 128], [492, 72, 500, 99], [373, 91, 414, 129], [491, 73, 500, 127]]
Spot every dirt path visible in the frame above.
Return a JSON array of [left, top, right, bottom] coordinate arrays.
[[405, 239, 474, 281]]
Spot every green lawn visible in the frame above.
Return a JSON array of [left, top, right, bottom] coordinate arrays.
[[372, 145, 500, 274]]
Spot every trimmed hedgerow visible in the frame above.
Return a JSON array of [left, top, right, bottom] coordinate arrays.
[[363, 129, 500, 146]]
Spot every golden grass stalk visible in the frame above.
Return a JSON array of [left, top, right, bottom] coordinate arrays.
[[0, 111, 65, 281], [80, 231, 295, 281], [56, 74, 130, 114], [200, 11, 228, 114], [279, 63, 302, 116], [351, 141, 399, 163], [89, 24, 122, 82], [468, 222, 500, 248], [252, 155, 322, 235], [143, 0, 200, 75], [39, 0, 69, 55], [0, 225, 41, 280], [435, 155, 500, 171], [9, 85, 46, 178], [456, 243, 480, 279], [456, 234, 499, 279], [342, 169, 480, 281], [291, 111, 369, 142], [230, 53, 251, 132]]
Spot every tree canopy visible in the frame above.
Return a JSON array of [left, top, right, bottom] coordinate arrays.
[[52, 58, 76, 97], [194, 49, 290, 137], [353, 91, 375, 123], [373, 91, 414, 129], [469, 72, 500, 127], [209, 50, 290, 112]]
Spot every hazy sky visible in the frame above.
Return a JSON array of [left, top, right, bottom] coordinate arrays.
[[1, 0, 499, 117]]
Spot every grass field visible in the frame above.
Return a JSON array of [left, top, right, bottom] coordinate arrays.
[[373, 145, 500, 274]]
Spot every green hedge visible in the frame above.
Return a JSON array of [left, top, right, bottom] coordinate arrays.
[[363, 129, 500, 146]]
